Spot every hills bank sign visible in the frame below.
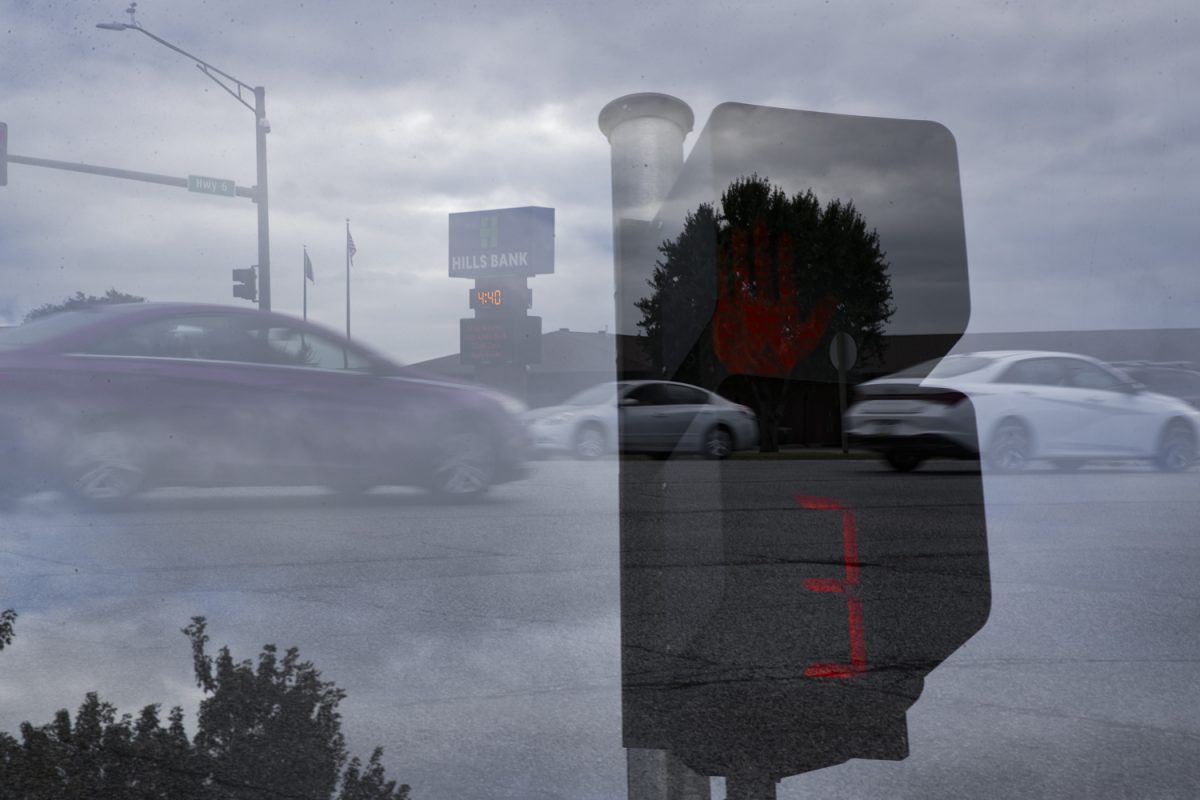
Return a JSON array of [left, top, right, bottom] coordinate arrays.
[[448, 206, 555, 277]]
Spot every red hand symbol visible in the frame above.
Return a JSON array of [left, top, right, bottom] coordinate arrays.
[[713, 219, 836, 377]]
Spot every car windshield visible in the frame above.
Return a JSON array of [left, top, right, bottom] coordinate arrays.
[[4, 6, 1198, 800]]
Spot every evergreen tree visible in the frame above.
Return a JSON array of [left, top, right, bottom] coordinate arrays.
[[636, 175, 893, 450], [24, 288, 145, 322], [0, 609, 14, 652]]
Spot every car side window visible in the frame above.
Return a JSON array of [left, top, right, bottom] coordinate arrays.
[[997, 358, 1065, 386], [82, 315, 372, 371], [262, 327, 373, 371], [664, 384, 710, 405], [83, 317, 216, 359], [1062, 360, 1125, 391], [192, 318, 278, 363], [626, 383, 670, 405]]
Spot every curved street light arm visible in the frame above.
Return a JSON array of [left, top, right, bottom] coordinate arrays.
[[128, 25, 258, 115], [131, 25, 250, 90]]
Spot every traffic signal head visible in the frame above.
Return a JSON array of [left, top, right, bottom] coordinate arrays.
[[232, 266, 257, 302]]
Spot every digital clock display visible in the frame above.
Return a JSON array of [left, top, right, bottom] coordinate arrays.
[[469, 282, 531, 311], [476, 289, 503, 306]]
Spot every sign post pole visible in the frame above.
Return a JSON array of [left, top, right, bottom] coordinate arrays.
[[829, 331, 857, 455]]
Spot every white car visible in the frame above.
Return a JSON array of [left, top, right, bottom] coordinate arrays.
[[523, 380, 759, 459], [845, 351, 1200, 472]]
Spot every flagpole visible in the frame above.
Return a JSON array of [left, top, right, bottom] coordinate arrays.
[[302, 246, 308, 321], [345, 219, 351, 340]]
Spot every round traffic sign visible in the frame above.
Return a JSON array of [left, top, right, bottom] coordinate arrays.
[[829, 332, 857, 370]]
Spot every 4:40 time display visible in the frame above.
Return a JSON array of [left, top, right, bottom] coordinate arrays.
[[468, 282, 531, 311], [476, 288, 503, 306]]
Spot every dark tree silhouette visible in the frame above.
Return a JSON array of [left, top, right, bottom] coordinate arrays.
[[24, 288, 145, 322], [0, 609, 15, 652], [0, 618, 410, 800], [636, 175, 894, 450]]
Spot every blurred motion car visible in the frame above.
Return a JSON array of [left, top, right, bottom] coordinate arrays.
[[0, 303, 531, 504], [845, 351, 1200, 472], [523, 380, 758, 459]]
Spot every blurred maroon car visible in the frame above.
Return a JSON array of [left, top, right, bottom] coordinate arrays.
[[0, 303, 531, 504]]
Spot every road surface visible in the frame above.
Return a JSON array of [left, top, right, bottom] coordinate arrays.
[[2, 459, 1198, 798]]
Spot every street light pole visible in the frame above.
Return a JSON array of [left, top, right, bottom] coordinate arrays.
[[254, 85, 271, 311], [97, 6, 272, 310]]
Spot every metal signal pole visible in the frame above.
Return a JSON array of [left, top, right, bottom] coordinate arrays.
[[98, 4, 272, 310]]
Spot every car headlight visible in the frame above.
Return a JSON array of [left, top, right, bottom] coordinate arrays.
[[540, 412, 576, 425]]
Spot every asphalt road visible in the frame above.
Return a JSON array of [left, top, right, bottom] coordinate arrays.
[[2, 458, 1199, 799]]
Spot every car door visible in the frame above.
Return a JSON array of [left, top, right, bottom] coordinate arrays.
[[661, 383, 715, 451], [223, 320, 426, 486], [991, 357, 1079, 454], [69, 313, 283, 486], [619, 383, 676, 450], [1059, 358, 1162, 456]]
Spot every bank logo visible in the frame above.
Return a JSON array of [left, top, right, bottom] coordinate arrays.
[[480, 216, 499, 249]]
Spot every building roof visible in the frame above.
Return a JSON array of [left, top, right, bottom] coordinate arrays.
[[412, 327, 652, 377], [412, 327, 1200, 379]]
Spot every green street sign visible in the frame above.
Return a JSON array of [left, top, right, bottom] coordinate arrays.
[[187, 174, 236, 197]]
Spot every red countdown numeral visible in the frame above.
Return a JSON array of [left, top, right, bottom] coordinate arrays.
[[796, 495, 867, 679]]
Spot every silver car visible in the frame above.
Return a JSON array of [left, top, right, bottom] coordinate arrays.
[[524, 380, 759, 459]]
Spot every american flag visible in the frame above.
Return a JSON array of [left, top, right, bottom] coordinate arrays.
[[347, 227, 357, 264]]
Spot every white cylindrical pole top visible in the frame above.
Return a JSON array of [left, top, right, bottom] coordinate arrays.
[[599, 93, 694, 222]]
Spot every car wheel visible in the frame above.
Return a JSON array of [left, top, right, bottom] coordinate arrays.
[[884, 451, 924, 472], [68, 431, 145, 502], [702, 426, 734, 460], [987, 420, 1032, 473], [573, 425, 606, 460], [429, 429, 496, 499], [1155, 422, 1195, 472]]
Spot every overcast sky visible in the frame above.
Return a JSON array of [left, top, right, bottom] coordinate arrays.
[[2, 1, 1197, 362]]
